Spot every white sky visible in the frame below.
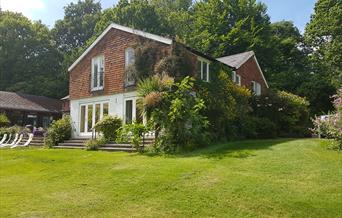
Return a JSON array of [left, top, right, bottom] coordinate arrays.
[[1, 0, 46, 20]]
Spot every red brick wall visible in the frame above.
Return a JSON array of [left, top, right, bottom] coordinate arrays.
[[236, 56, 268, 94], [69, 28, 171, 100]]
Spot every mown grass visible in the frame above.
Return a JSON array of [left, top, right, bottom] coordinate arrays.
[[0, 138, 341, 217]]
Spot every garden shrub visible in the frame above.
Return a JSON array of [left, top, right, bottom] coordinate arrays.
[[252, 90, 310, 137], [0, 113, 10, 127], [117, 122, 149, 152], [312, 89, 342, 150], [138, 75, 209, 152], [45, 116, 71, 148], [240, 116, 277, 139], [196, 70, 251, 141], [85, 137, 108, 151], [0, 125, 21, 138], [93, 115, 122, 141]]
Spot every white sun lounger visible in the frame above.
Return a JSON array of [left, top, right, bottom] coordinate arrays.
[[4, 134, 12, 144], [13, 133, 33, 148], [11, 134, 24, 148], [0, 134, 7, 146], [1, 133, 18, 148]]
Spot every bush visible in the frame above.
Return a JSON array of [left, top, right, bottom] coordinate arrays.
[[0, 125, 21, 138], [240, 116, 277, 139], [117, 122, 149, 152], [252, 90, 310, 137], [93, 115, 122, 141], [45, 116, 71, 148], [312, 89, 342, 150], [0, 113, 10, 127]]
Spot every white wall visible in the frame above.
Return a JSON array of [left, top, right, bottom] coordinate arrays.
[[70, 91, 137, 138]]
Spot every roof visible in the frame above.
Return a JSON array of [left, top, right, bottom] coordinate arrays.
[[61, 95, 69, 100], [0, 91, 62, 113], [217, 51, 269, 88], [68, 23, 173, 72], [216, 51, 254, 68]]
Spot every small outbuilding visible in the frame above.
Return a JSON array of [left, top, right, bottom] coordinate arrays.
[[0, 91, 62, 128]]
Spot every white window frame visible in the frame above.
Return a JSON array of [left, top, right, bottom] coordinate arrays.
[[197, 57, 210, 82], [251, 81, 261, 96], [125, 47, 135, 68], [232, 71, 236, 83], [236, 74, 241, 86], [91, 55, 104, 91], [79, 101, 109, 135]]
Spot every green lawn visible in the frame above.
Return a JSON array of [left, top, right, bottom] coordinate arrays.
[[0, 139, 341, 217]]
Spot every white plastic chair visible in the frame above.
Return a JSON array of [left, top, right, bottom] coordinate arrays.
[[0, 134, 7, 146], [11, 134, 24, 148]]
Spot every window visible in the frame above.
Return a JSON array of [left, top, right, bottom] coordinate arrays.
[[91, 55, 104, 91], [80, 101, 109, 134], [197, 58, 210, 82], [251, 81, 261, 96], [125, 47, 136, 86], [231, 71, 241, 86], [125, 47, 135, 68], [236, 74, 241, 86]]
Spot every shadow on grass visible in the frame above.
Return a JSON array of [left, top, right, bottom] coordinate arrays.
[[139, 138, 297, 159]]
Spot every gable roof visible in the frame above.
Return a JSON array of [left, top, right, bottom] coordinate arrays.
[[217, 51, 269, 88], [0, 91, 62, 113], [216, 51, 254, 69], [68, 23, 173, 72]]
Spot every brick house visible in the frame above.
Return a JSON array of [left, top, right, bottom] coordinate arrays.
[[67, 23, 268, 138]]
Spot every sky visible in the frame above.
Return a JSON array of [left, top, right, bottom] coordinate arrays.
[[0, 0, 317, 33]]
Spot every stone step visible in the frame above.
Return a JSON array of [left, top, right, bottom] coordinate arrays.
[[54, 145, 86, 149], [63, 140, 87, 143], [98, 147, 136, 152], [58, 142, 86, 147], [102, 143, 133, 148]]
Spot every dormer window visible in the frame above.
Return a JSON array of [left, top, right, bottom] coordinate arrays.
[[91, 55, 104, 91], [197, 58, 210, 82]]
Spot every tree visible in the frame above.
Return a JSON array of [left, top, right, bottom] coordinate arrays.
[[52, 0, 102, 54], [304, 0, 342, 87], [184, 0, 274, 72], [267, 21, 310, 92], [0, 11, 64, 98], [95, 0, 171, 36]]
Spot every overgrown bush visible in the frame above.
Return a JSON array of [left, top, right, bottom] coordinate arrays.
[[117, 122, 149, 152], [134, 41, 164, 79], [0, 113, 10, 127], [240, 116, 277, 139], [252, 90, 310, 137], [0, 125, 21, 138], [45, 116, 71, 148], [93, 115, 122, 141], [312, 89, 342, 150], [138, 76, 209, 152], [196, 70, 251, 140]]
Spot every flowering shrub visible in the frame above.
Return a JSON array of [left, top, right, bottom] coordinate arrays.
[[0, 113, 10, 127], [312, 89, 342, 150]]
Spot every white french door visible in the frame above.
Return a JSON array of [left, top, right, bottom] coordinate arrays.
[[79, 102, 109, 135], [124, 98, 143, 124]]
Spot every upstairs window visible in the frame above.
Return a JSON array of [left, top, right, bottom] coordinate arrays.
[[232, 71, 241, 86], [125, 47, 135, 68], [251, 81, 261, 96], [125, 47, 136, 86], [197, 58, 210, 82], [91, 55, 104, 91]]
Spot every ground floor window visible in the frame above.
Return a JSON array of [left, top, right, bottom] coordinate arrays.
[[80, 102, 109, 133]]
